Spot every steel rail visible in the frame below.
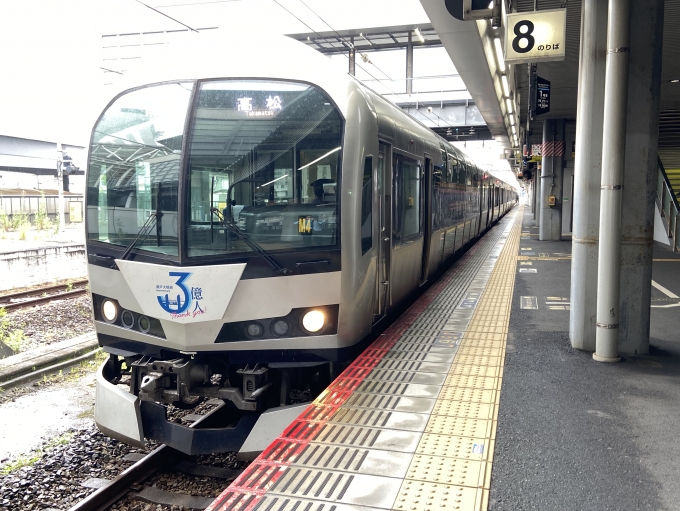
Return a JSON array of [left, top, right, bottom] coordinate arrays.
[[67, 403, 228, 511], [0, 279, 88, 302], [1, 284, 89, 312]]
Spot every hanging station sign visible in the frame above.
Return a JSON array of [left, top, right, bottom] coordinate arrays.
[[535, 76, 551, 115], [504, 9, 567, 64]]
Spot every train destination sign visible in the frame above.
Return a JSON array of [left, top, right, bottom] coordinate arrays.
[[504, 9, 566, 64]]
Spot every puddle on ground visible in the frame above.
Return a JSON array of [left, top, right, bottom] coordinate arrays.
[[0, 374, 96, 462]]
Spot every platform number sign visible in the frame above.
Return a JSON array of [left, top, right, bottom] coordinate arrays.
[[504, 9, 566, 64]]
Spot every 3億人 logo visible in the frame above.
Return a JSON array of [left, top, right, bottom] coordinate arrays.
[[156, 272, 205, 317]]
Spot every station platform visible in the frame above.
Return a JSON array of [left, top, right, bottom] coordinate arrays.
[[205, 205, 680, 511]]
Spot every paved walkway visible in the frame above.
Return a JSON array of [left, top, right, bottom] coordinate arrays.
[[490, 208, 680, 511]]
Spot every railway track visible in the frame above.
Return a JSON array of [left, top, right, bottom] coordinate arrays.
[[0, 279, 89, 312], [68, 402, 242, 511]]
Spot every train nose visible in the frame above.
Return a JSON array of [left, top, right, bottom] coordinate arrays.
[[116, 260, 247, 324]]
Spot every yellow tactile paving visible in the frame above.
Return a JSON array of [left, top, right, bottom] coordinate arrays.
[[448, 364, 503, 378], [430, 400, 499, 421], [393, 481, 486, 511], [406, 455, 489, 487], [425, 415, 494, 438], [443, 374, 499, 390], [393, 207, 523, 511], [416, 434, 496, 462]]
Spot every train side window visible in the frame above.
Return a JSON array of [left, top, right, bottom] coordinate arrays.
[[392, 153, 421, 245], [361, 156, 373, 255]]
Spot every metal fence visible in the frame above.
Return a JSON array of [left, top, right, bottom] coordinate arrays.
[[0, 193, 84, 224], [657, 158, 679, 252]]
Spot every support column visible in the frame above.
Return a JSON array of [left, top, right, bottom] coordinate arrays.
[[534, 162, 540, 226], [406, 33, 414, 95], [532, 170, 538, 220], [570, 0, 608, 351], [56, 142, 65, 233], [539, 119, 565, 240], [349, 36, 356, 76], [617, 0, 664, 355], [594, 0, 631, 362]]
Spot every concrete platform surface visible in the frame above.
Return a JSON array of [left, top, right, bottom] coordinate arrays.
[[0, 332, 98, 387], [490, 209, 680, 511]]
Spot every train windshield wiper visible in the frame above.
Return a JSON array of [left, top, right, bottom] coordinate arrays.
[[210, 207, 291, 276], [117, 183, 165, 266], [116, 212, 158, 265]]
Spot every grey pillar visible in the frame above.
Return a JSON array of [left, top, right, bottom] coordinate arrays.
[[530, 172, 535, 216], [617, 0, 663, 355], [406, 33, 414, 95], [349, 36, 356, 76], [539, 119, 565, 240], [570, 0, 608, 352], [533, 170, 538, 220], [594, 0, 631, 362], [534, 161, 540, 226]]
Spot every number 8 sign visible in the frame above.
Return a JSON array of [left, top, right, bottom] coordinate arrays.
[[504, 9, 566, 64]]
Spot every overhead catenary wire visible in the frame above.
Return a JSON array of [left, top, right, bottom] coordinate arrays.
[[271, 0, 394, 92], [285, 0, 425, 105], [133, 0, 199, 32]]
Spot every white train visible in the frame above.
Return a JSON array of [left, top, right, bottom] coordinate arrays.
[[87, 34, 517, 453]]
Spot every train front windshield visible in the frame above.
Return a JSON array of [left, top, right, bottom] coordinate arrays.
[[87, 80, 343, 261]]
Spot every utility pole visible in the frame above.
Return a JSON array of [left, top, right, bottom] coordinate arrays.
[[56, 143, 66, 233]]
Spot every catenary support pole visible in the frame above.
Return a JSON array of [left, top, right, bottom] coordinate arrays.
[[56, 142, 66, 233], [594, 0, 631, 362], [406, 33, 414, 96], [539, 119, 565, 240], [349, 36, 356, 76], [570, 0, 608, 352], [617, 0, 663, 355]]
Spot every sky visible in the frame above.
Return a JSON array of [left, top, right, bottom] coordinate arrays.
[[0, 0, 516, 187], [0, 0, 430, 145]]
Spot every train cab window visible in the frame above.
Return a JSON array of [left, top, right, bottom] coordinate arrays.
[[86, 82, 194, 257], [392, 153, 422, 245], [185, 80, 343, 259], [361, 156, 373, 255]]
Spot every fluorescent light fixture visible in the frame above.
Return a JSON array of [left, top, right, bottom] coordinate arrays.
[[502, 75, 510, 97], [511, 125, 517, 135], [298, 147, 342, 171], [494, 38, 506, 73], [258, 174, 288, 188], [509, 113, 515, 126], [414, 28, 425, 43], [506, 98, 513, 115]]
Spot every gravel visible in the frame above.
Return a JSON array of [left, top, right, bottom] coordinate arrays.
[[4, 295, 94, 352], [0, 418, 249, 511]]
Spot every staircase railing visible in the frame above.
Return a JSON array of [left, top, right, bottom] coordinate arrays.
[[657, 157, 680, 252]]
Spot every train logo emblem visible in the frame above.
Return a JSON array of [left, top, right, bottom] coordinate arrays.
[[156, 272, 205, 318]]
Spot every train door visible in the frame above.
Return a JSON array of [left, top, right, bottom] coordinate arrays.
[[420, 157, 432, 284], [374, 142, 392, 322]]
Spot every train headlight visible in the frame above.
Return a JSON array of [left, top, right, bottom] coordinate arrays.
[[102, 300, 118, 323], [301, 310, 325, 333]]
